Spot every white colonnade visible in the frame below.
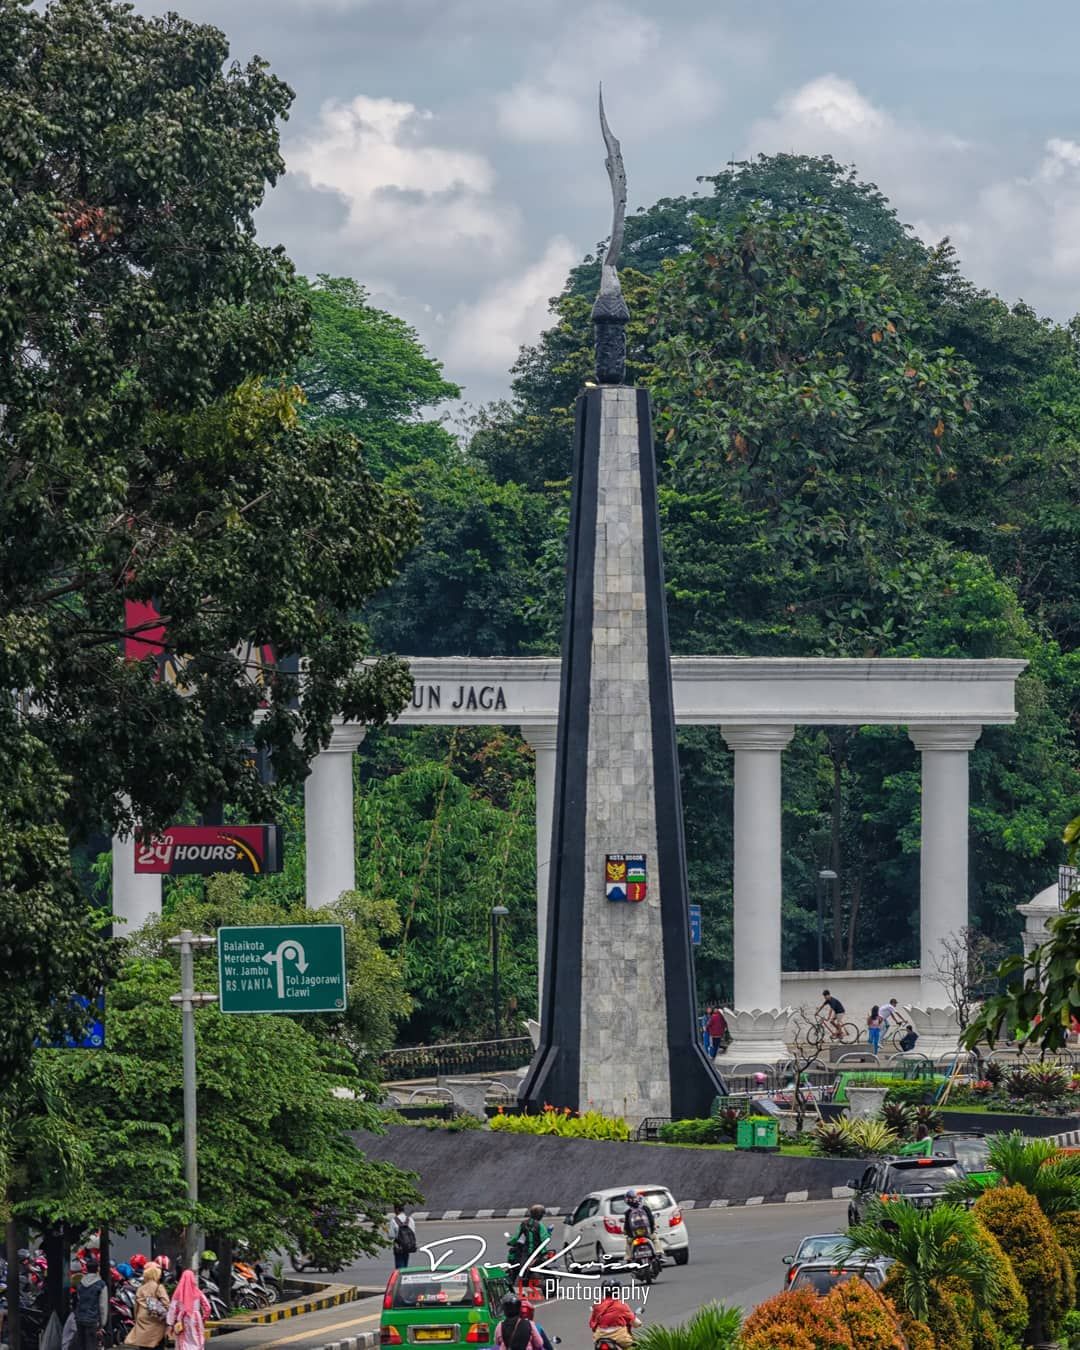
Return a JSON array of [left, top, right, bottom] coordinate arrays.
[[112, 657, 1024, 1043]]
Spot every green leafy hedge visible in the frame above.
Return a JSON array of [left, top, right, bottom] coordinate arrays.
[[490, 1107, 629, 1140]]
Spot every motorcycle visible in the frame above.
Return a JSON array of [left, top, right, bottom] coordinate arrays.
[[503, 1230, 557, 1298], [594, 1302, 645, 1350], [629, 1235, 662, 1285]]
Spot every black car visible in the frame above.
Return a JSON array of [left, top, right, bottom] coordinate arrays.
[[847, 1157, 967, 1227], [789, 1258, 891, 1295]]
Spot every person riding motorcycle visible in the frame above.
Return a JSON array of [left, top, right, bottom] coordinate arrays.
[[621, 1192, 656, 1263], [495, 1294, 544, 1350], [589, 1283, 640, 1349], [519, 1298, 555, 1350], [507, 1205, 550, 1274]]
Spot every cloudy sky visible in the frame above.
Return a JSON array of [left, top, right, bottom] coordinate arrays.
[[145, 0, 1080, 408]]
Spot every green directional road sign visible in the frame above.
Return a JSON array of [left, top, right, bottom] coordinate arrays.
[[217, 924, 347, 1014]]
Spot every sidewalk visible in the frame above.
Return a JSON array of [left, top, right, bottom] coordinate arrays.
[[207, 1293, 384, 1350]]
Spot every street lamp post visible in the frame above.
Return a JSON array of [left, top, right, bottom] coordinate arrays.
[[816, 869, 838, 972], [491, 906, 509, 1039], [167, 930, 218, 1273]]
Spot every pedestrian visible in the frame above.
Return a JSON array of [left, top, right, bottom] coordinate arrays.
[[125, 1262, 170, 1349], [73, 1258, 109, 1350], [166, 1269, 211, 1350], [389, 1205, 417, 1269], [706, 1007, 727, 1058], [866, 1005, 883, 1054]]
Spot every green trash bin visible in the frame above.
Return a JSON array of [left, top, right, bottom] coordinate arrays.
[[736, 1116, 779, 1151]]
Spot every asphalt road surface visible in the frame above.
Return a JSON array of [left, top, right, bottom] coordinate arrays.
[[239, 1200, 850, 1350]]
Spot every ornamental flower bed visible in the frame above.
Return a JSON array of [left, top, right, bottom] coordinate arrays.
[[952, 1063, 1080, 1116]]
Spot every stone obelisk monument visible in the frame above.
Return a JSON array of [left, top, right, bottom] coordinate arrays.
[[520, 94, 724, 1121]]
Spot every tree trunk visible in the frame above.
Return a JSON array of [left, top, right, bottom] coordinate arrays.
[[98, 1229, 111, 1342], [218, 1235, 233, 1310], [43, 1227, 64, 1325], [7, 1217, 22, 1350], [846, 870, 863, 971], [829, 734, 845, 967]]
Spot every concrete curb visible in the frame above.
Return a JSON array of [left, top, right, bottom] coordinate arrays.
[[314, 1337, 380, 1350], [206, 1282, 359, 1336], [410, 1190, 849, 1220]]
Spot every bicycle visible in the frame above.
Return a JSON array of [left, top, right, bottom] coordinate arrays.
[[807, 1016, 860, 1049]]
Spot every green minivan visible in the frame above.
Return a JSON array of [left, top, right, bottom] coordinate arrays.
[[380, 1265, 513, 1349]]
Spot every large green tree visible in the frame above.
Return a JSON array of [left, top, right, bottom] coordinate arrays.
[[0, 0, 419, 1087]]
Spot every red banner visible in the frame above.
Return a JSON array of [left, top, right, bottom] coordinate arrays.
[[134, 824, 282, 875]]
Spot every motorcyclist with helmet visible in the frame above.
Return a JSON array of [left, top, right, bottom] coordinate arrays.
[[589, 1283, 640, 1349], [495, 1293, 544, 1350], [518, 1298, 556, 1350], [507, 1205, 551, 1275], [621, 1192, 656, 1263]]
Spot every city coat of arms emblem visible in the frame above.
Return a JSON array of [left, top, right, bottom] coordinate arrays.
[[606, 853, 646, 902]]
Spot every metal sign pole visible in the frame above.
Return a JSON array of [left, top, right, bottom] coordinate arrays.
[[168, 930, 217, 1273]]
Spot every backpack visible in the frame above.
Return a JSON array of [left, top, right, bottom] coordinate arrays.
[[75, 1277, 102, 1328], [627, 1206, 651, 1238], [393, 1219, 417, 1255], [502, 1318, 532, 1350]]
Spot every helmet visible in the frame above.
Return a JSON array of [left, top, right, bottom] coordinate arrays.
[[519, 1300, 534, 1320], [624, 1190, 640, 1205], [17, 1249, 30, 1261], [157, 1256, 172, 1272], [528, 1204, 545, 1219], [501, 1294, 522, 1318], [130, 1254, 147, 1272], [753, 1072, 768, 1085], [202, 1252, 218, 1264], [116, 1264, 134, 1281]]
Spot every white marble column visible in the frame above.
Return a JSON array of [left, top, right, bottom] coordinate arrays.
[[909, 723, 981, 1006], [111, 828, 162, 933], [720, 724, 794, 1062], [521, 724, 557, 1020], [305, 725, 366, 908]]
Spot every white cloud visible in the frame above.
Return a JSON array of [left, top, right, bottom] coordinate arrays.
[[445, 236, 578, 373], [287, 94, 519, 271], [495, 2, 732, 146], [747, 74, 1080, 316]]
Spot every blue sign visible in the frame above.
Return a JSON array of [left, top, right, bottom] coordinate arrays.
[[55, 995, 105, 1049], [689, 905, 702, 946]]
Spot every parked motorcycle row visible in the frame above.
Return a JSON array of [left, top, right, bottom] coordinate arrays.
[[0, 1249, 282, 1350]]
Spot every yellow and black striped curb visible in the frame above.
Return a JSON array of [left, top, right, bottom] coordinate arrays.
[[206, 1283, 360, 1336]]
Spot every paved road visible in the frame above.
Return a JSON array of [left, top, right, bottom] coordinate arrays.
[[225, 1200, 848, 1350]]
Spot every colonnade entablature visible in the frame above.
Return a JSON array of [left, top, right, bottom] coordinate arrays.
[[112, 655, 1027, 1035]]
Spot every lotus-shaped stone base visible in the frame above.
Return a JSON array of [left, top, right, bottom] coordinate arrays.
[[905, 1006, 964, 1060], [721, 1007, 794, 1066]]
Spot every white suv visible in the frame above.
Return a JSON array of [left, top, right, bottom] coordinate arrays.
[[561, 1185, 690, 1266]]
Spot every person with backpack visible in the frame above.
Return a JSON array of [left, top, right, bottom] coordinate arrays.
[[495, 1294, 544, 1350], [388, 1205, 417, 1269], [507, 1206, 549, 1274], [124, 1261, 170, 1348], [621, 1192, 655, 1262], [74, 1258, 109, 1350]]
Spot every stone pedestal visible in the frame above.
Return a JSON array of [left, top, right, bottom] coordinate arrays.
[[721, 1008, 794, 1066], [519, 385, 722, 1120], [1017, 881, 1060, 961], [906, 1006, 963, 1059]]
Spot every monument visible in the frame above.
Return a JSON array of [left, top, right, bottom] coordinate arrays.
[[518, 94, 725, 1120]]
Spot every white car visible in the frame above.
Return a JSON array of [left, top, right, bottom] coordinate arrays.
[[561, 1185, 690, 1267]]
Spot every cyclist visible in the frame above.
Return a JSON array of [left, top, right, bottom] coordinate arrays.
[[879, 997, 910, 1041], [817, 990, 846, 1040]]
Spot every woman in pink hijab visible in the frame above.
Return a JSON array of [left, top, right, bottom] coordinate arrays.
[[166, 1270, 212, 1350]]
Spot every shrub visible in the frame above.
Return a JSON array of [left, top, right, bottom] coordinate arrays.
[[880, 1101, 913, 1136], [1055, 1210, 1080, 1274], [1062, 1307, 1080, 1350], [714, 1105, 744, 1140], [1024, 1064, 1070, 1101], [884, 1079, 937, 1106], [489, 1106, 629, 1139], [912, 1104, 942, 1135], [971, 1222, 1028, 1350], [814, 1122, 853, 1156], [634, 1301, 740, 1350], [974, 1184, 1074, 1345], [984, 1060, 1004, 1086], [657, 1117, 725, 1145], [741, 1283, 914, 1350], [843, 1119, 899, 1155]]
